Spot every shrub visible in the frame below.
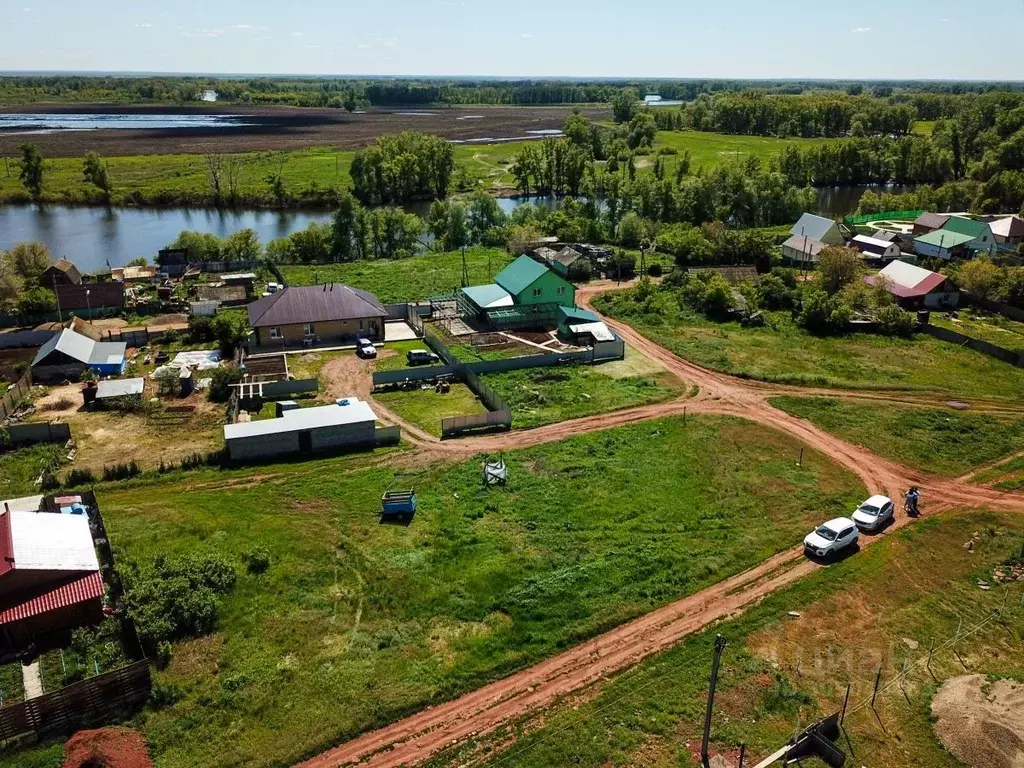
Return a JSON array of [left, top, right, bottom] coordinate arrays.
[[102, 460, 141, 482], [798, 289, 853, 335], [208, 366, 242, 403], [817, 246, 863, 295], [647, 263, 664, 278], [755, 273, 792, 310], [874, 303, 917, 336], [122, 553, 237, 658], [65, 468, 96, 487], [188, 315, 217, 343], [242, 547, 271, 575]]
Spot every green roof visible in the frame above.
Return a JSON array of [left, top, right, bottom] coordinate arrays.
[[494, 255, 550, 296], [558, 306, 600, 324], [914, 230, 975, 248], [940, 216, 988, 238], [461, 283, 512, 308]]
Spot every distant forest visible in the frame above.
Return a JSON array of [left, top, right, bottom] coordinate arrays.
[[1, 74, 1023, 110]]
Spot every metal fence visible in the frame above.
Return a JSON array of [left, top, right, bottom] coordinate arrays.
[[442, 409, 512, 438], [919, 322, 1024, 367], [406, 303, 425, 336], [843, 209, 924, 226], [962, 292, 1024, 323], [376, 425, 402, 445], [423, 326, 457, 365], [0, 370, 33, 422], [0, 660, 151, 742], [7, 422, 71, 446]]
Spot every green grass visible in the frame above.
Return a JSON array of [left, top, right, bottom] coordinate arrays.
[[374, 340, 436, 372], [280, 247, 514, 304], [375, 383, 486, 436], [914, 120, 937, 136], [651, 130, 831, 174], [0, 443, 64, 498], [770, 396, 1024, 476], [0, 415, 863, 768], [0, 663, 24, 706], [440, 510, 1024, 768], [596, 291, 1024, 402], [931, 311, 1024, 354], [483, 363, 687, 429]]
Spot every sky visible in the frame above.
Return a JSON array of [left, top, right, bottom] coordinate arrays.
[[2, 0, 1024, 80]]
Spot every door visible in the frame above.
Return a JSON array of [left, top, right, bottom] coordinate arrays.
[[299, 431, 312, 454]]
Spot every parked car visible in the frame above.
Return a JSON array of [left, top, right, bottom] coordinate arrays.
[[356, 339, 377, 359], [406, 349, 440, 366], [851, 495, 894, 532], [804, 517, 859, 560]]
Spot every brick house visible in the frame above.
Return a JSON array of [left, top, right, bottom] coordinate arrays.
[[247, 284, 388, 348]]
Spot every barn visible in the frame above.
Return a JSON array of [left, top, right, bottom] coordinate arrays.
[[30, 328, 127, 381], [223, 397, 379, 461]]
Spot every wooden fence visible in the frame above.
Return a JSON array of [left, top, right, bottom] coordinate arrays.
[[0, 661, 151, 742], [0, 371, 32, 422]]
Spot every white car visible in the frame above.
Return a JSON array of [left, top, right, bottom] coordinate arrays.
[[356, 339, 377, 359], [851, 495, 894, 532], [804, 517, 859, 560]]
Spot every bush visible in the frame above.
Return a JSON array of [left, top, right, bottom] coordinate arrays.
[[122, 553, 237, 658], [208, 365, 242, 403], [242, 547, 271, 575], [647, 263, 663, 277], [102, 461, 141, 482], [874, 303, 917, 336], [65, 468, 96, 487], [678, 271, 734, 319], [188, 315, 217, 343], [755, 274, 793, 310], [798, 289, 853, 335]]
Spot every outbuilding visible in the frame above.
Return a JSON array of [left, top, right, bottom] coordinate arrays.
[[223, 397, 379, 461], [866, 261, 959, 310], [781, 235, 827, 265], [989, 215, 1024, 246], [913, 230, 974, 260], [30, 328, 127, 381], [851, 234, 901, 263], [94, 377, 145, 408], [41, 259, 83, 288], [789, 213, 844, 246], [912, 212, 949, 236]]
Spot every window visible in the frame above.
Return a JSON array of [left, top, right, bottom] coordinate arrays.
[[557, 286, 566, 295], [359, 320, 364, 330], [304, 324, 315, 337], [269, 327, 282, 340], [532, 288, 542, 297]]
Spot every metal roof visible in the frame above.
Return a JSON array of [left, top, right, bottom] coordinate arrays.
[[224, 397, 377, 441], [462, 284, 514, 309], [1, 511, 99, 575], [494, 255, 551, 296], [913, 212, 949, 231], [568, 321, 615, 342], [31, 328, 126, 367], [991, 215, 1024, 239], [852, 235, 897, 255], [0, 571, 104, 627], [790, 213, 839, 243], [558, 306, 600, 324], [940, 216, 989, 239], [95, 377, 145, 399], [248, 284, 387, 328], [869, 261, 951, 298], [782, 235, 826, 259], [914, 230, 975, 248]]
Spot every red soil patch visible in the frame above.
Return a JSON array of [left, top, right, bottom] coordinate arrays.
[[62, 727, 152, 768]]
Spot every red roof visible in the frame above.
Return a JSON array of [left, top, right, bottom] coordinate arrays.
[[0, 571, 104, 626], [866, 272, 949, 298]]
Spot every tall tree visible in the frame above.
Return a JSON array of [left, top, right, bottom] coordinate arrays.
[[82, 151, 111, 201], [18, 143, 44, 199], [331, 192, 364, 261], [0, 250, 24, 305], [611, 88, 638, 123], [9, 241, 51, 283]]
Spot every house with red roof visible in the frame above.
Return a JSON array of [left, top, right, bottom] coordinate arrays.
[[0, 502, 104, 653], [865, 261, 960, 311]]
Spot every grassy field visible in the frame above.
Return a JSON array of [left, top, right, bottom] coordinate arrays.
[[971, 454, 1024, 491], [0, 130, 840, 206], [596, 293, 1024, 402], [374, 340, 435, 372], [770, 396, 1024, 476], [376, 383, 486, 436], [931, 311, 1024, 354], [280, 248, 514, 304], [440, 510, 1024, 768], [0, 415, 864, 768], [0, 443, 63, 498], [483, 356, 687, 429]]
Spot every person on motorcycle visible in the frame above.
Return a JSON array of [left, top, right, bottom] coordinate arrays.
[[905, 486, 920, 516]]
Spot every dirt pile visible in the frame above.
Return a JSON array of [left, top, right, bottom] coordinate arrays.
[[932, 674, 1024, 768], [63, 727, 153, 768]]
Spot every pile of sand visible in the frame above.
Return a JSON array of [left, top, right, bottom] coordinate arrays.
[[932, 674, 1024, 768], [63, 727, 153, 768]]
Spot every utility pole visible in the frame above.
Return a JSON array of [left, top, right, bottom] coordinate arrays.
[[701, 634, 727, 768], [52, 273, 63, 324]]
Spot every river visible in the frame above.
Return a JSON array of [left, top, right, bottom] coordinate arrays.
[[0, 185, 908, 273]]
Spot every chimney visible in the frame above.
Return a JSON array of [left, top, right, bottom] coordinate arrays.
[[323, 284, 326, 292], [3, 502, 8, 514]]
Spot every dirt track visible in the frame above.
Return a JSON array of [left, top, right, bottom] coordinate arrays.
[[0, 104, 609, 157], [305, 281, 1024, 768]]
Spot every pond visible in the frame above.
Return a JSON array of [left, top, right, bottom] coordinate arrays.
[[0, 113, 254, 134]]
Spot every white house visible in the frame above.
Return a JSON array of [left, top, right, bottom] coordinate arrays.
[[866, 261, 959, 310], [789, 213, 844, 246], [851, 234, 901, 262]]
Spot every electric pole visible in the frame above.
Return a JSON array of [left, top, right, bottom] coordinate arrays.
[[701, 634, 727, 768]]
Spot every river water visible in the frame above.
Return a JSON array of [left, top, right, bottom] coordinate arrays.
[[0, 113, 254, 134], [0, 186, 903, 273]]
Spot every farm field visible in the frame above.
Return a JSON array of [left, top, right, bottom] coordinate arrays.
[[770, 396, 1024, 476], [595, 294, 1024, 402], [280, 247, 514, 304], [0, 415, 864, 768], [651, 130, 831, 172], [444, 510, 1024, 768], [483, 353, 687, 429], [375, 383, 486, 436]]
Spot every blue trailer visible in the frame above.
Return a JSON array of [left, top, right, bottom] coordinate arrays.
[[381, 490, 417, 521]]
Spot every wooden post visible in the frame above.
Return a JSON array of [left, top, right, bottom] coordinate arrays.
[[701, 635, 727, 768], [737, 743, 745, 768], [798, 447, 804, 467], [871, 667, 882, 709], [840, 682, 851, 724]]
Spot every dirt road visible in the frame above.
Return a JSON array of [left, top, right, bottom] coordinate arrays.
[[302, 280, 1024, 768]]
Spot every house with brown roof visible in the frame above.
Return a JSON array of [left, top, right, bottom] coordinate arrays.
[[912, 212, 950, 236], [41, 259, 82, 288], [53, 282, 125, 314], [990, 215, 1024, 246], [247, 284, 389, 348]]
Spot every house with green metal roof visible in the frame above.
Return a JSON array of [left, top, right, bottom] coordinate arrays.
[[458, 255, 577, 330], [913, 229, 975, 260], [938, 216, 996, 254]]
